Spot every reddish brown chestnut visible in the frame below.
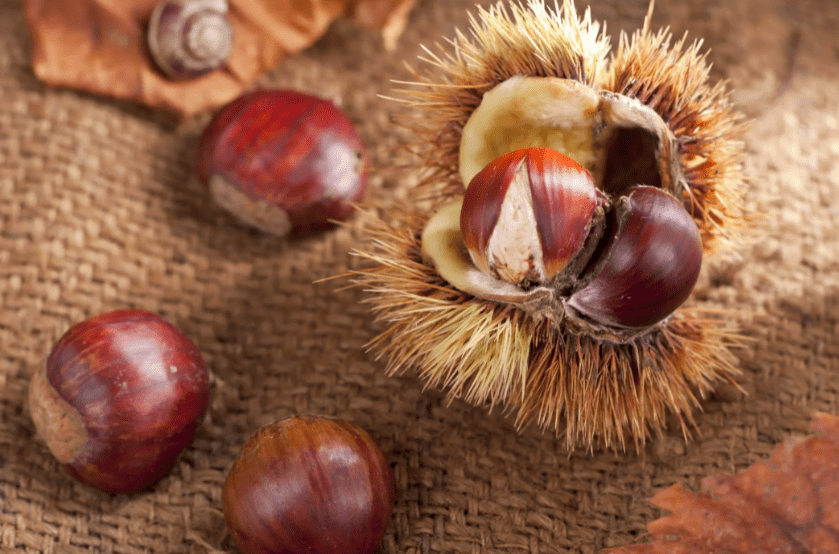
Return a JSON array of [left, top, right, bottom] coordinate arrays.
[[196, 89, 369, 237], [460, 147, 605, 286], [223, 416, 394, 554], [28, 309, 210, 493]]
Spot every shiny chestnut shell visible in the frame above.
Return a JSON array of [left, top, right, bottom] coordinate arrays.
[[568, 186, 703, 328], [460, 147, 602, 284], [28, 309, 210, 493], [197, 89, 368, 237], [223, 416, 394, 554]]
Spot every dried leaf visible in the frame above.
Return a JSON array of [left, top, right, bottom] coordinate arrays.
[[610, 412, 839, 554], [23, 0, 417, 117]]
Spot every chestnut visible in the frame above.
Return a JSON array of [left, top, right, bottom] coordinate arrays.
[[567, 186, 703, 329], [460, 147, 605, 286], [28, 309, 210, 493], [223, 416, 394, 554], [196, 89, 369, 237]]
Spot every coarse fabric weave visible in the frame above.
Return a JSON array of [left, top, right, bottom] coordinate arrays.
[[1, 0, 838, 552]]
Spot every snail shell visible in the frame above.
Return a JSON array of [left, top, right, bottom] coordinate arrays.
[[148, 0, 233, 80]]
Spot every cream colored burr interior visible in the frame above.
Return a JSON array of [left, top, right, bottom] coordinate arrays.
[[459, 76, 679, 198], [421, 200, 532, 304], [459, 76, 600, 188]]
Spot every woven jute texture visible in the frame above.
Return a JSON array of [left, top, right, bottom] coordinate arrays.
[[2, 0, 839, 552]]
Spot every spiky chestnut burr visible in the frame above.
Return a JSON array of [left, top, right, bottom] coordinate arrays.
[[352, 0, 747, 451]]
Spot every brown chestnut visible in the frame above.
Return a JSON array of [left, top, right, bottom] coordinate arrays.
[[223, 416, 394, 554], [28, 309, 210, 493], [196, 89, 369, 237], [567, 186, 703, 329], [460, 147, 605, 286]]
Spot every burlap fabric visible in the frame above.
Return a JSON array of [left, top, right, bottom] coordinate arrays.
[[1, 0, 838, 552]]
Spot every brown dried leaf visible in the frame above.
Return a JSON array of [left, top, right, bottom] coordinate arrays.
[[23, 0, 417, 117], [610, 412, 839, 554]]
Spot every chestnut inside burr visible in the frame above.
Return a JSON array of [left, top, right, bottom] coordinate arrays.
[[423, 184, 701, 340], [566, 187, 703, 330]]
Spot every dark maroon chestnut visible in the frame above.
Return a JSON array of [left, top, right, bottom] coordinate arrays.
[[567, 186, 703, 328], [196, 89, 369, 237], [223, 416, 394, 554], [28, 309, 210, 493]]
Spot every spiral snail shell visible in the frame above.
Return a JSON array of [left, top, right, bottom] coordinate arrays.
[[147, 0, 233, 80]]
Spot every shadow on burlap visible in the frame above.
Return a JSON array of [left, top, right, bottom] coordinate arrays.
[[1, 0, 838, 552]]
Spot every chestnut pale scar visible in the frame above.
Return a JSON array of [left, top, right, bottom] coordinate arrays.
[[209, 174, 293, 236], [29, 365, 88, 464]]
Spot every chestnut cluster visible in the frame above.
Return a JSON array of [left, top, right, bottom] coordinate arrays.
[[29, 310, 394, 554], [425, 147, 702, 340], [28, 82, 377, 552]]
